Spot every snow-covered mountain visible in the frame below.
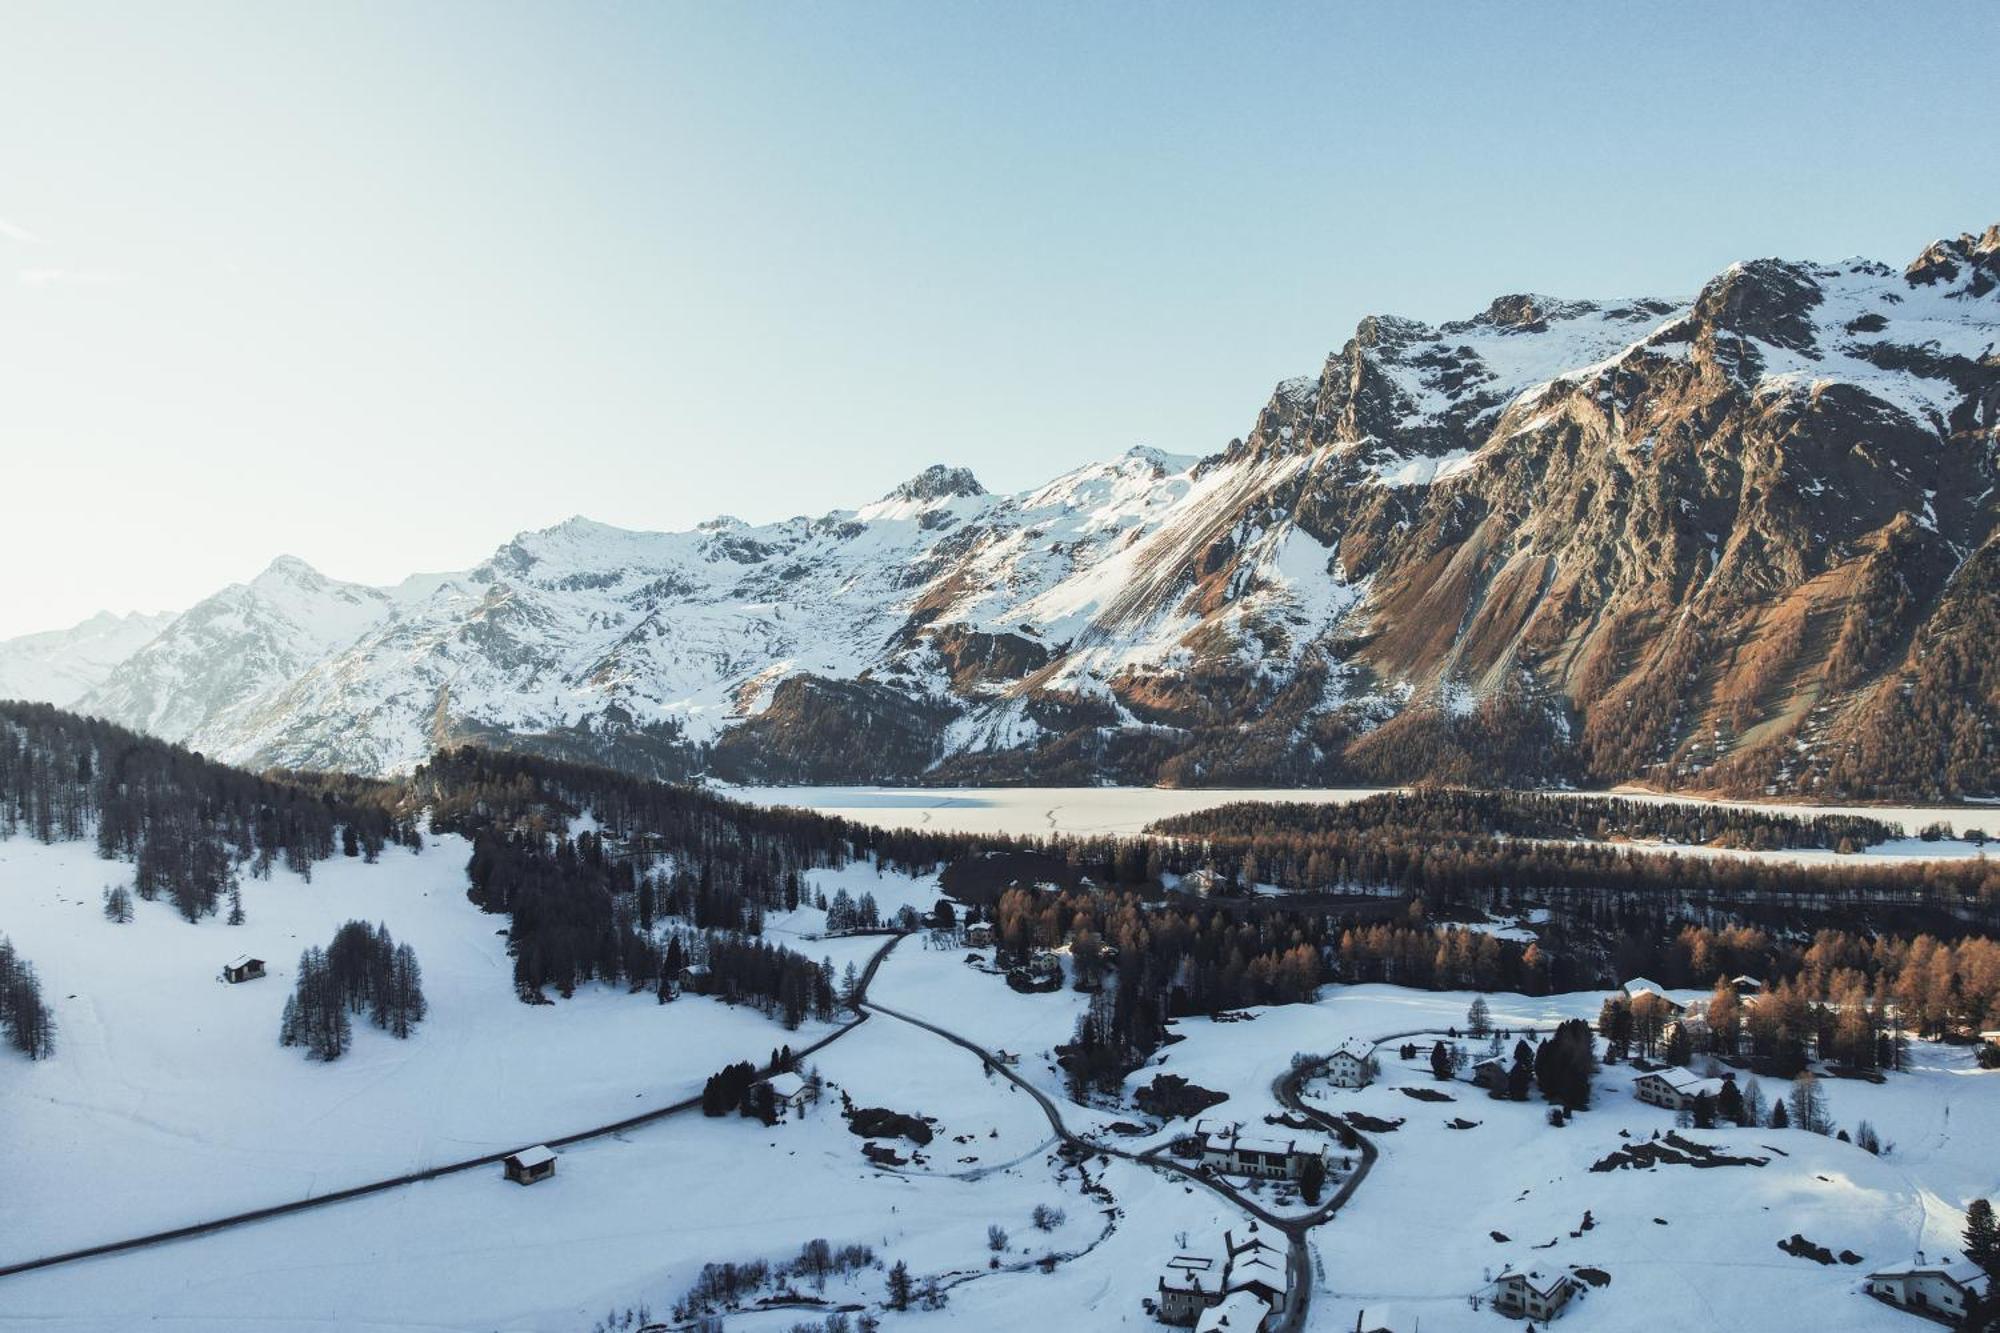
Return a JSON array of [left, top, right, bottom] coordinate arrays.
[[77, 557, 452, 752], [0, 610, 177, 708], [69, 225, 2000, 798]]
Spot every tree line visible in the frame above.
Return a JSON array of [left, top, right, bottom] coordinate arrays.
[[0, 702, 421, 923], [0, 935, 55, 1059]]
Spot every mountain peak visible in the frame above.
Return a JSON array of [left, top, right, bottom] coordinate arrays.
[[886, 464, 985, 503], [1906, 222, 2000, 294], [253, 554, 325, 587]]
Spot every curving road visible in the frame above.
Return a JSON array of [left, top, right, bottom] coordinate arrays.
[[861, 989, 1392, 1333]]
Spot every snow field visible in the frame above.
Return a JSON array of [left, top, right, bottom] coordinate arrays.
[[0, 837, 928, 1259]]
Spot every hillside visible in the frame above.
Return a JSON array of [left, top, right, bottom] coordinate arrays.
[[22, 224, 1997, 799]]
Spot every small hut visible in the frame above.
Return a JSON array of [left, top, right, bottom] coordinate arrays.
[[503, 1145, 557, 1185], [223, 956, 267, 984]]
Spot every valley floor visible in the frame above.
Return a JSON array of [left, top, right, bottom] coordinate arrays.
[[729, 784, 2000, 856], [4, 835, 1998, 1332]]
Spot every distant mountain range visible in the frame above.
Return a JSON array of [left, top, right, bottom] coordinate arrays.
[[9, 224, 1997, 799]]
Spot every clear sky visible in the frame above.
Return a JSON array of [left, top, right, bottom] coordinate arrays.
[[2, 2, 1994, 639]]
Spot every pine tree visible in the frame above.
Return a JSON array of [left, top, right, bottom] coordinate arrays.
[[1788, 1072, 1828, 1135], [1717, 1078, 1745, 1125], [1964, 1198, 1999, 1278], [886, 1261, 913, 1311], [1298, 1153, 1326, 1204]]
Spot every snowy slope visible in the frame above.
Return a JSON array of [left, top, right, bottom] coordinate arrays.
[[0, 609, 174, 707], [0, 835, 903, 1258]]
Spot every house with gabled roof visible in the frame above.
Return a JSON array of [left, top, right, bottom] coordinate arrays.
[[1154, 1227, 1288, 1327], [1632, 1068, 1731, 1112], [1865, 1253, 1993, 1324], [1326, 1038, 1375, 1089], [1193, 1119, 1324, 1181], [1194, 1289, 1270, 1333], [1492, 1267, 1578, 1321]]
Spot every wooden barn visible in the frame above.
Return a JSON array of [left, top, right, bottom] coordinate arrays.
[[222, 956, 266, 984], [503, 1145, 557, 1185]]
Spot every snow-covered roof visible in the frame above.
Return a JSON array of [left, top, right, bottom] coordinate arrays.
[[1195, 1290, 1271, 1333], [1869, 1255, 1990, 1290], [1227, 1231, 1281, 1261], [766, 1072, 807, 1099], [1330, 1038, 1372, 1061], [1229, 1133, 1298, 1159], [1225, 1250, 1286, 1294], [1495, 1268, 1574, 1299], [1639, 1069, 1729, 1098], [1160, 1249, 1222, 1294], [507, 1145, 555, 1169], [226, 955, 262, 969]]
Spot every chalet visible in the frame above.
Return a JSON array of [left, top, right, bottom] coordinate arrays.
[[222, 956, 266, 984], [1632, 1068, 1732, 1112], [1221, 1231, 1286, 1307], [1180, 866, 1228, 897], [678, 963, 713, 994], [1157, 1248, 1225, 1323], [1470, 1057, 1510, 1092], [765, 1071, 816, 1113], [1194, 1119, 1323, 1181], [502, 1145, 556, 1186], [1865, 1255, 1993, 1323], [1729, 974, 1765, 996], [964, 922, 994, 949], [1194, 1290, 1270, 1333], [1325, 1038, 1375, 1089], [1620, 979, 1685, 1015], [1491, 1268, 1577, 1322], [1154, 1229, 1287, 1327]]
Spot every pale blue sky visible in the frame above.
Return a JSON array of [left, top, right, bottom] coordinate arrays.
[[2, 2, 1994, 637]]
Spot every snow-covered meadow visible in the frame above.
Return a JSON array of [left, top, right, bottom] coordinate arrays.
[[0, 836, 917, 1260], [5, 813, 1998, 1333], [0, 902, 1220, 1332]]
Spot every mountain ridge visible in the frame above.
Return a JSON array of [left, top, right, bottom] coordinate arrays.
[[22, 222, 1996, 799]]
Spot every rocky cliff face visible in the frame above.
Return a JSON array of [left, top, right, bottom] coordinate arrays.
[[70, 226, 2000, 799]]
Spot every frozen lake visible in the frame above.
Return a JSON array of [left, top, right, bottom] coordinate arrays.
[[726, 784, 2000, 842]]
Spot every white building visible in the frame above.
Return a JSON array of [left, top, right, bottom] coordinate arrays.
[[1157, 1247, 1225, 1324], [1632, 1068, 1731, 1112], [1193, 1120, 1323, 1181], [1492, 1268, 1578, 1321], [1154, 1229, 1286, 1327], [1865, 1255, 1993, 1323], [1325, 1038, 1375, 1089], [765, 1071, 816, 1113]]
